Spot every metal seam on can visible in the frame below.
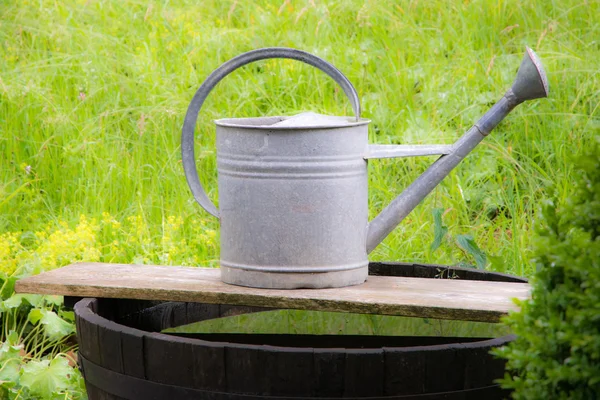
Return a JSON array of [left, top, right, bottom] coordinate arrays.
[[220, 261, 368, 273], [217, 152, 363, 162], [217, 170, 366, 179], [218, 158, 365, 168], [218, 159, 365, 174]]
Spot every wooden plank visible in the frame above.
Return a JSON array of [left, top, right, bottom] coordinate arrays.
[[15, 262, 530, 323]]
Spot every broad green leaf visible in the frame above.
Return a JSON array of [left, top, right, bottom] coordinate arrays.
[[43, 296, 63, 307], [456, 234, 487, 270], [27, 309, 75, 341], [0, 336, 23, 385], [0, 276, 17, 301], [0, 336, 23, 358], [3, 385, 30, 399], [6, 332, 19, 347], [0, 357, 21, 386], [27, 309, 44, 325], [0, 294, 43, 311], [430, 208, 448, 252], [58, 310, 75, 322], [20, 356, 72, 399]]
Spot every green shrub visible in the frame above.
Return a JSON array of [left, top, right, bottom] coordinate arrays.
[[495, 138, 600, 399]]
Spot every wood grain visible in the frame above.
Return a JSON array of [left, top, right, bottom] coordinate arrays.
[[15, 262, 530, 322]]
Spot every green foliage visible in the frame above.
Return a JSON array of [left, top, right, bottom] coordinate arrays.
[[0, 332, 22, 386], [0, 291, 83, 399], [1, 350, 85, 399], [27, 309, 75, 343], [19, 356, 79, 399], [495, 138, 600, 399], [429, 208, 488, 269], [1, 269, 81, 398]]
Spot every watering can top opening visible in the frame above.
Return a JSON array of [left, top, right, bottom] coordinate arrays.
[[215, 112, 371, 130]]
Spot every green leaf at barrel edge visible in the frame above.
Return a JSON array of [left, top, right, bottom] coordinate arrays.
[[27, 309, 75, 342], [430, 208, 448, 252], [456, 234, 487, 270], [19, 356, 72, 400], [58, 309, 75, 323]]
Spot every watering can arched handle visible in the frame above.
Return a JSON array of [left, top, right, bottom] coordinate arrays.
[[181, 47, 361, 218]]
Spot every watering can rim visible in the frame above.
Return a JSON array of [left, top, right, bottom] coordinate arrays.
[[215, 115, 371, 130]]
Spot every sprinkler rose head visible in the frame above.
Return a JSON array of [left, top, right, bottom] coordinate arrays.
[[511, 47, 549, 103]]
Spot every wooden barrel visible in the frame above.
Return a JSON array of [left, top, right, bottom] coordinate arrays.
[[74, 262, 526, 399]]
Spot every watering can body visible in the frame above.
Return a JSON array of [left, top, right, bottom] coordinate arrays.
[[216, 116, 371, 288], [182, 47, 548, 289]]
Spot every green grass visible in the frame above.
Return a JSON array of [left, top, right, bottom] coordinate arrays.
[[1, 0, 599, 276], [2, 0, 598, 278]]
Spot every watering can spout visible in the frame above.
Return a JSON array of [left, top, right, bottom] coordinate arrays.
[[365, 47, 548, 254]]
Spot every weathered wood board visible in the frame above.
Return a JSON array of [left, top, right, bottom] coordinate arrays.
[[15, 262, 530, 322]]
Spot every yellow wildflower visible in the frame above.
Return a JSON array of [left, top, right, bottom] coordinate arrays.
[[0, 232, 20, 276], [36, 215, 100, 270]]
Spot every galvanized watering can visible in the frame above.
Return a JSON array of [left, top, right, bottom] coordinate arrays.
[[182, 47, 548, 289]]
